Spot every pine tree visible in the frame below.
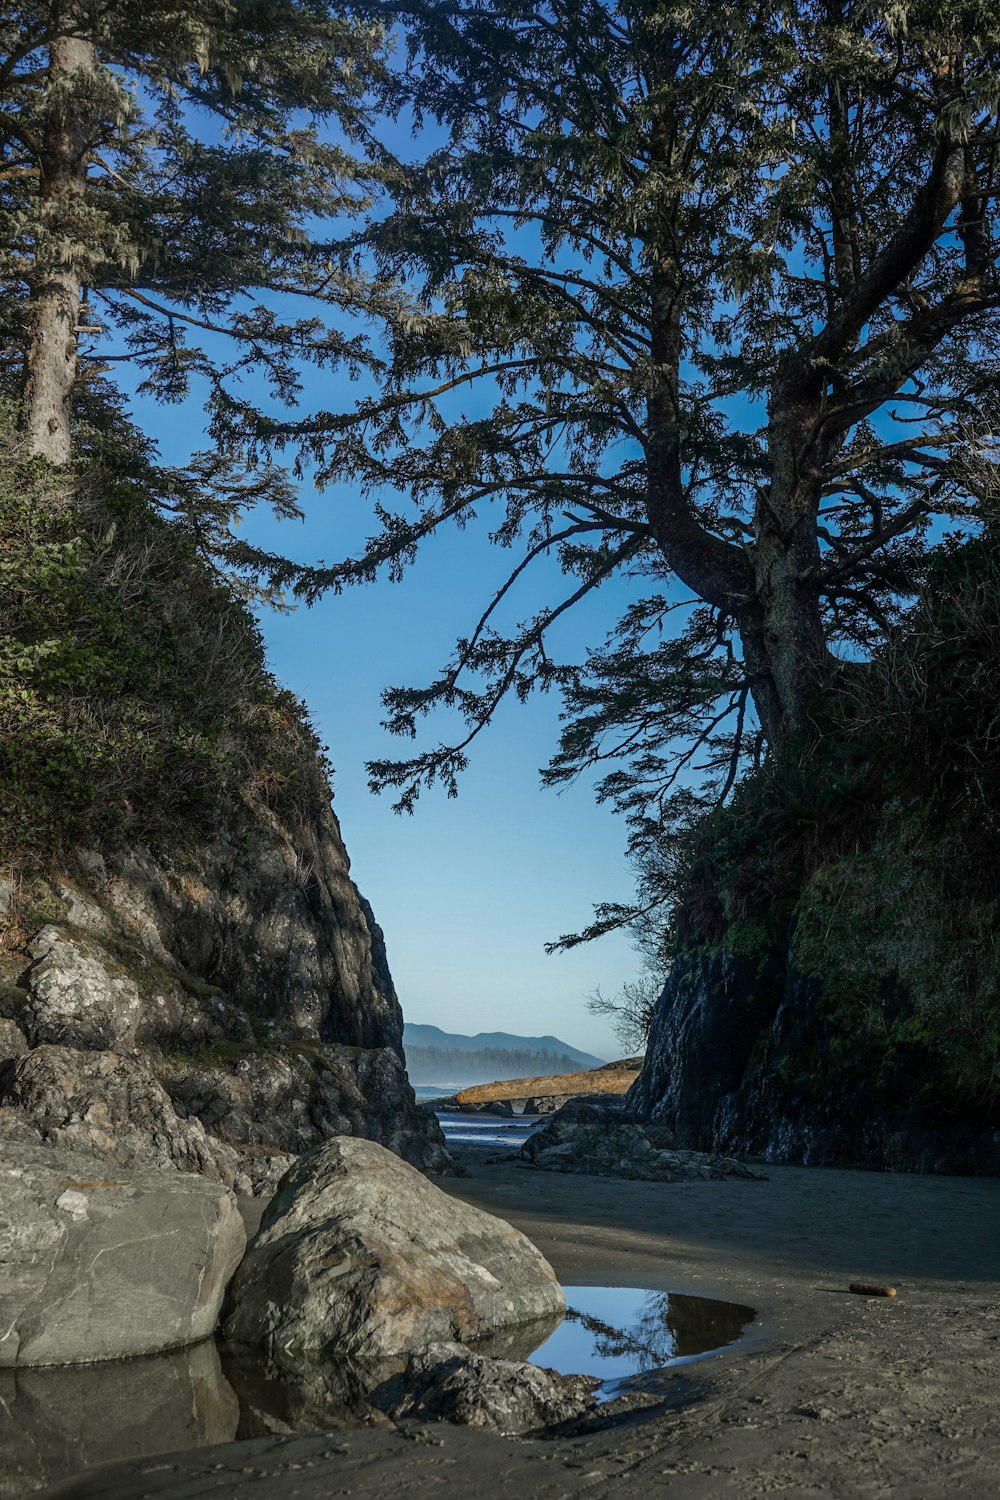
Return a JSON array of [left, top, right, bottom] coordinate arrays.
[[1, 0, 386, 589], [242, 0, 1000, 826]]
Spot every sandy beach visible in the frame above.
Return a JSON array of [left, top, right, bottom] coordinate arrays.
[[44, 1144, 1000, 1500]]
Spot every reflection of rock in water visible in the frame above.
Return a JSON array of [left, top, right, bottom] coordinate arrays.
[[0, 1340, 239, 1499], [219, 1309, 566, 1437], [219, 1343, 394, 1436], [473, 1309, 566, 1363], [665, 1293, 755, 1357]]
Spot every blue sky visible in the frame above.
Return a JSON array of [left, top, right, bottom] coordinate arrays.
[[95, 51, 669, 1061], [123, 332, 646, 1064], [246, 498, 643, 1061]]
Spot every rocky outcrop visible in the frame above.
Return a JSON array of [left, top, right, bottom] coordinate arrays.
[[224, 1136, 565, 1361], [0, 1046, 291, 1195], [519, 1091, 627, 1115], [377, 1343, 599, 1434], [519, 1101, 766, 1182], [0, 1140, 245, 1367], [629, 946, 1000, 1174], [0, 805, 451, 1188]]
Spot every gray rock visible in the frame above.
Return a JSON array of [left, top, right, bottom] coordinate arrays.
[[0, 841, 451, 1187], [0, 1140, 245, 1367], [628, 948, 1000, 1174], [164, 1041, 453, 1178], [520, 1091, 626, 1115], [19, 923, 256, 1057], [0, 1017, 28, 1063], [379, 1342, 599, 1434], [224, 1136, 565, 1360], [520, 1102, 767, 1182], [21, 925, 145, 1052], [0, 1045, 292, 1195], [0, 1339, 239, 1498]]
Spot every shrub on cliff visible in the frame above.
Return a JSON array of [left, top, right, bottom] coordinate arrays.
[[646, 534, 1000, 1130], [0, 429, 331, 860]]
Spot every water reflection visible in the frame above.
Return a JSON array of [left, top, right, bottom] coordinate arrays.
[[218, 1309, 565, 1440], [0, 1340, 238, 1499], [0, 1291, 752, 1497], [528, 1286, 756, 1398]]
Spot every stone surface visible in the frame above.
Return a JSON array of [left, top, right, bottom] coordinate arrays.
[[162, 1041, 451, 1177], [519, 1101, 766, 1182], [224, 1136, 565, 1360], [0, 1045, 291, 1196], [520, 1091, 626, 1115], [376, 1342, 600, 1434], [628, 949, 1000, 1173], [0, 805, 451, 1187], [0, 1140, 245, 1367], [0, 1339, 239, 1499], [0, 1017, 28, 1062]]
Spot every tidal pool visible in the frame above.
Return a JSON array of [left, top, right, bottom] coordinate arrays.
[[528, 1286, 757, 1399], [0, 1286, 755, 1497]]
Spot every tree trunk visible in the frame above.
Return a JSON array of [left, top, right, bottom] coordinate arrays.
[[742, 399, 833, 738], [21, 29, 96, 465], [644, 253, 834, 744]]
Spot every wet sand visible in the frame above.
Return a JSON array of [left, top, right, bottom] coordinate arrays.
[[44, 1148, 1000, 1499]]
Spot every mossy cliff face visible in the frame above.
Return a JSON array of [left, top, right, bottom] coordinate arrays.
[[631, 539, 1000, 1174], [630, 810, 1000, 1174]]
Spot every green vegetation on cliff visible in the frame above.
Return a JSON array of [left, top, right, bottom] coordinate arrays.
[[652, 534, 1000, 1130], [0, 430, 331, 861]]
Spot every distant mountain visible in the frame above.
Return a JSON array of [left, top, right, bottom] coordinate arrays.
[[402, 1023, 607, 1088]]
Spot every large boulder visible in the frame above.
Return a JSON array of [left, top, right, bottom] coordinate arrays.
[[224, 1137, 565, 1360], [377, 1342, 599, 1435], [0, 1140, 245, 1367]]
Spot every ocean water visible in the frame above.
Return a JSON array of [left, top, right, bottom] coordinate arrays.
[[435, 1109, 544, 1150]]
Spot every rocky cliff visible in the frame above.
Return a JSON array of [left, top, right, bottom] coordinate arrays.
[[629, 937, 1000, 1176], [0, 434, 450, 1191], [630, 539, 1000, 1176], [0, 799, 450, 1191]]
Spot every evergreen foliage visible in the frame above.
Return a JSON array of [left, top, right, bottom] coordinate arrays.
[[236, 0, 1000, 936], [0, 418, 332, 857], [5, 1, 1000, 972], [2, 0, 386, 587]]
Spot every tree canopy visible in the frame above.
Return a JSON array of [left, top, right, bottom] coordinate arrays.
[[1, 0, 387, 592], [226, 0, 1000, 873], [7, 0, 1000, 937]]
